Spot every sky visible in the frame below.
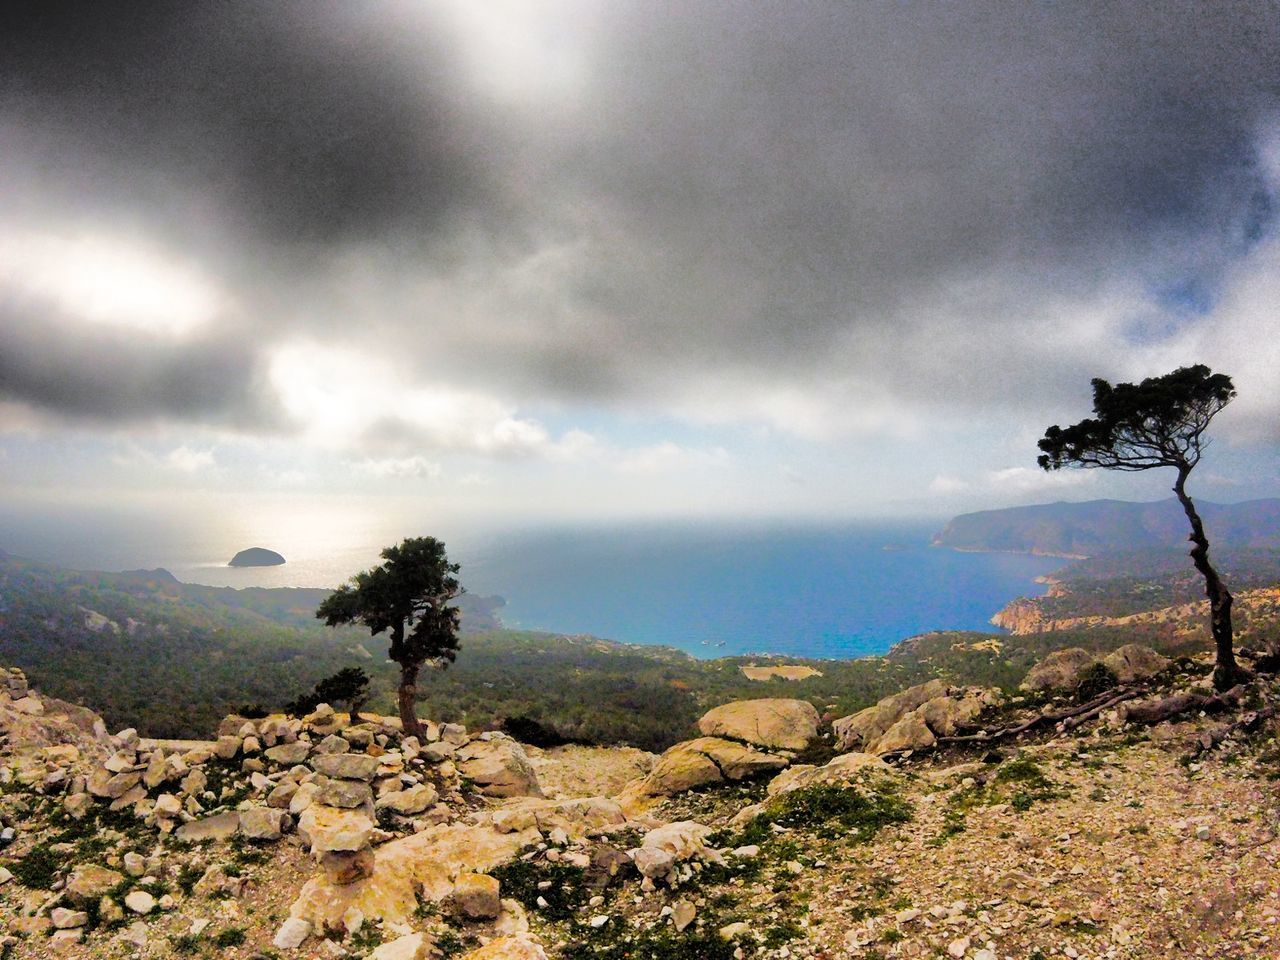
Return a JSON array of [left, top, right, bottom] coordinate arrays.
[[2, 1, 1279, 541]]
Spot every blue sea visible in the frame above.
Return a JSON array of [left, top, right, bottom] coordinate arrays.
[[0, 514, 1067, 660]]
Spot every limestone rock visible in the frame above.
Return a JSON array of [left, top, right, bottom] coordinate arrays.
[[766, 752, 896, 797], [240, 806, 291, 841], [273, 917, 312, 950], [124, 890, 156, 915], [65, 864, 125, 904], [697, 698, 820, 750], [175, 811, 240, 842], [455, 736, 543, 798], [312, 753, 379, 782], [315, 775, 374, 809], [375, 783, 438, 816], [51, 907, 88, 929], [833, 679, 946, 751], [1102, 644, 1170, 683], [1020, 648, 1097, 692], [630, 821, 719, 883], [454, 871, 501, 919], [369, 932, 433, 960], [298, 805, 375, 853], [460, 936, 549, 960], [288, 821, 540, 931], [872, 713, 936, 754], [619, 737, 787, 809], [265, 741, 312, 766]]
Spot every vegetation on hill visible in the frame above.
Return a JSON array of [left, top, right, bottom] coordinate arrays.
[[3, 542, 1278, 751]]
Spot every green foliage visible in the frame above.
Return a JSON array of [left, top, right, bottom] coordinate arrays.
[[560, 926, 739, 960], [213, 927, 247, 948], [1074, 661, 1118, 701], [490, 857, 590, 922], [754, 782, 913, 843], [285, 666, 370, 719], [317, 537, 462, 672], [1038, 365, 1234, 474], [10, 843, 60, 889]]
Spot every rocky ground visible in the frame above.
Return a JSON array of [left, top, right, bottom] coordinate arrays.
[[3, 644, 1280, 960]]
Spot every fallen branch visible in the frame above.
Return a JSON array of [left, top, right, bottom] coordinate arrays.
[[1121, 684, 1246, 727], [880, 685, 1147, 761]]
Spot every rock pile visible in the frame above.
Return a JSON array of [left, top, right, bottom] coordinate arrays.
[[1020, 643, 1170, 692], [833, 680, 1002, 753]]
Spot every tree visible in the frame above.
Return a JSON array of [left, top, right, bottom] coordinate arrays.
[[1037, 364, 1244, 689], [316, 538, 462, 738], [284, 667, 372, 724]]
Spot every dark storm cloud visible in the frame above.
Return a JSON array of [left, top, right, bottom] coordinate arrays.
[[0, 297, 280, 428], [2, 1, 1279, 435], [0, 1, 492, 247]]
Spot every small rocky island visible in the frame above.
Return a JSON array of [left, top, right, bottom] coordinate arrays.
[[228, 547, 286, 567]]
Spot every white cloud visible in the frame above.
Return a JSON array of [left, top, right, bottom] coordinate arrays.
[[615, 442, 730, 475], [347, 455, 443, 480], [165, 446, 216, 472], [986, 466, 1093, 493], [929, 474, 969, 494], [0, 229, 224, 335]]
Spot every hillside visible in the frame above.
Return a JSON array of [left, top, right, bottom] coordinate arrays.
[[5, 548, 1279, 756], [932, 498, 1280, 557], [5, 632, 1280, 959]]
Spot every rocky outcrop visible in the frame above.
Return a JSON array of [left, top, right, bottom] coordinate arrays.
[[456, 734, 543, 798], [615, 736, 788, 812], [833, 681, 999, 754], [765, 752, 896, 798], [697, 698, 820, 750], [1102, 644, 1171, 683], [1020, 648, 1101, 692]]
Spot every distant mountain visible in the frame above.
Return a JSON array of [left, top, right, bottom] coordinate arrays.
[[933, 498, 1280, 557]]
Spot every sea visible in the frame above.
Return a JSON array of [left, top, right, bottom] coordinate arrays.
[[0, 513, 1068, 661]]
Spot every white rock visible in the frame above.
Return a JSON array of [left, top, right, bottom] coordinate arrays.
[[273, 917, 312, 950], [124, 890, 157, 915]]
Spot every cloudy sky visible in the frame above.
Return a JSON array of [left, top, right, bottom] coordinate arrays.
[[3, 1, 1279, 541]]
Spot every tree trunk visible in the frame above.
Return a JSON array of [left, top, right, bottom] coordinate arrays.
[[1174, 467, 1243, 690], [397, 661, 422, 740]]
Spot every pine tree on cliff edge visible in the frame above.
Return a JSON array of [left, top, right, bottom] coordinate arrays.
[[316, 537, 461, 738], [1037, 364, 1245, 691]]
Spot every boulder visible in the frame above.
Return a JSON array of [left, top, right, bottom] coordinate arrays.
[[240, 806, 291, 841], [455, 736, 543, 798], [916, 690, 991, 738], [369, 932, 433, 960], [1020, 648, 1097, 693], [453, 872, 501, 920], [375, 783, 438, 816], [65, 865, 125, 905], [766, 752, 896, 797], [833, 679, 946, 751], [489, 796, 628, 837], [1102, 644, 1170, 683], [870, 714, 936, 754], [312, 753, 379, 782], [265, 741, 312, 766], [175, 811, 241, 842], [460, 936, 549, 960], [629, 821, 719, 882], [288, 821, 540, 931], [273, 917, 312, 950], [620, 737, 787, 807], [214, 735, 241, 760], [298, 805, 375, 853], [124, 890, 157, 915], [315, 775, 374, 809], [697, 698, 820, 750]]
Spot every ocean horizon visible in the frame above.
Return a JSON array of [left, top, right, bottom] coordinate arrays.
[[0, 515, 1067, 661]]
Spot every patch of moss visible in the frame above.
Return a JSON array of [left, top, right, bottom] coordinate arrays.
[[489, 858, 590, 922], [10, 843, 61, 889]]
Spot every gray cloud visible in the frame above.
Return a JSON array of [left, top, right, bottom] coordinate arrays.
[[2, 1, 1279, 441], [0, 297, 279, 428]]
